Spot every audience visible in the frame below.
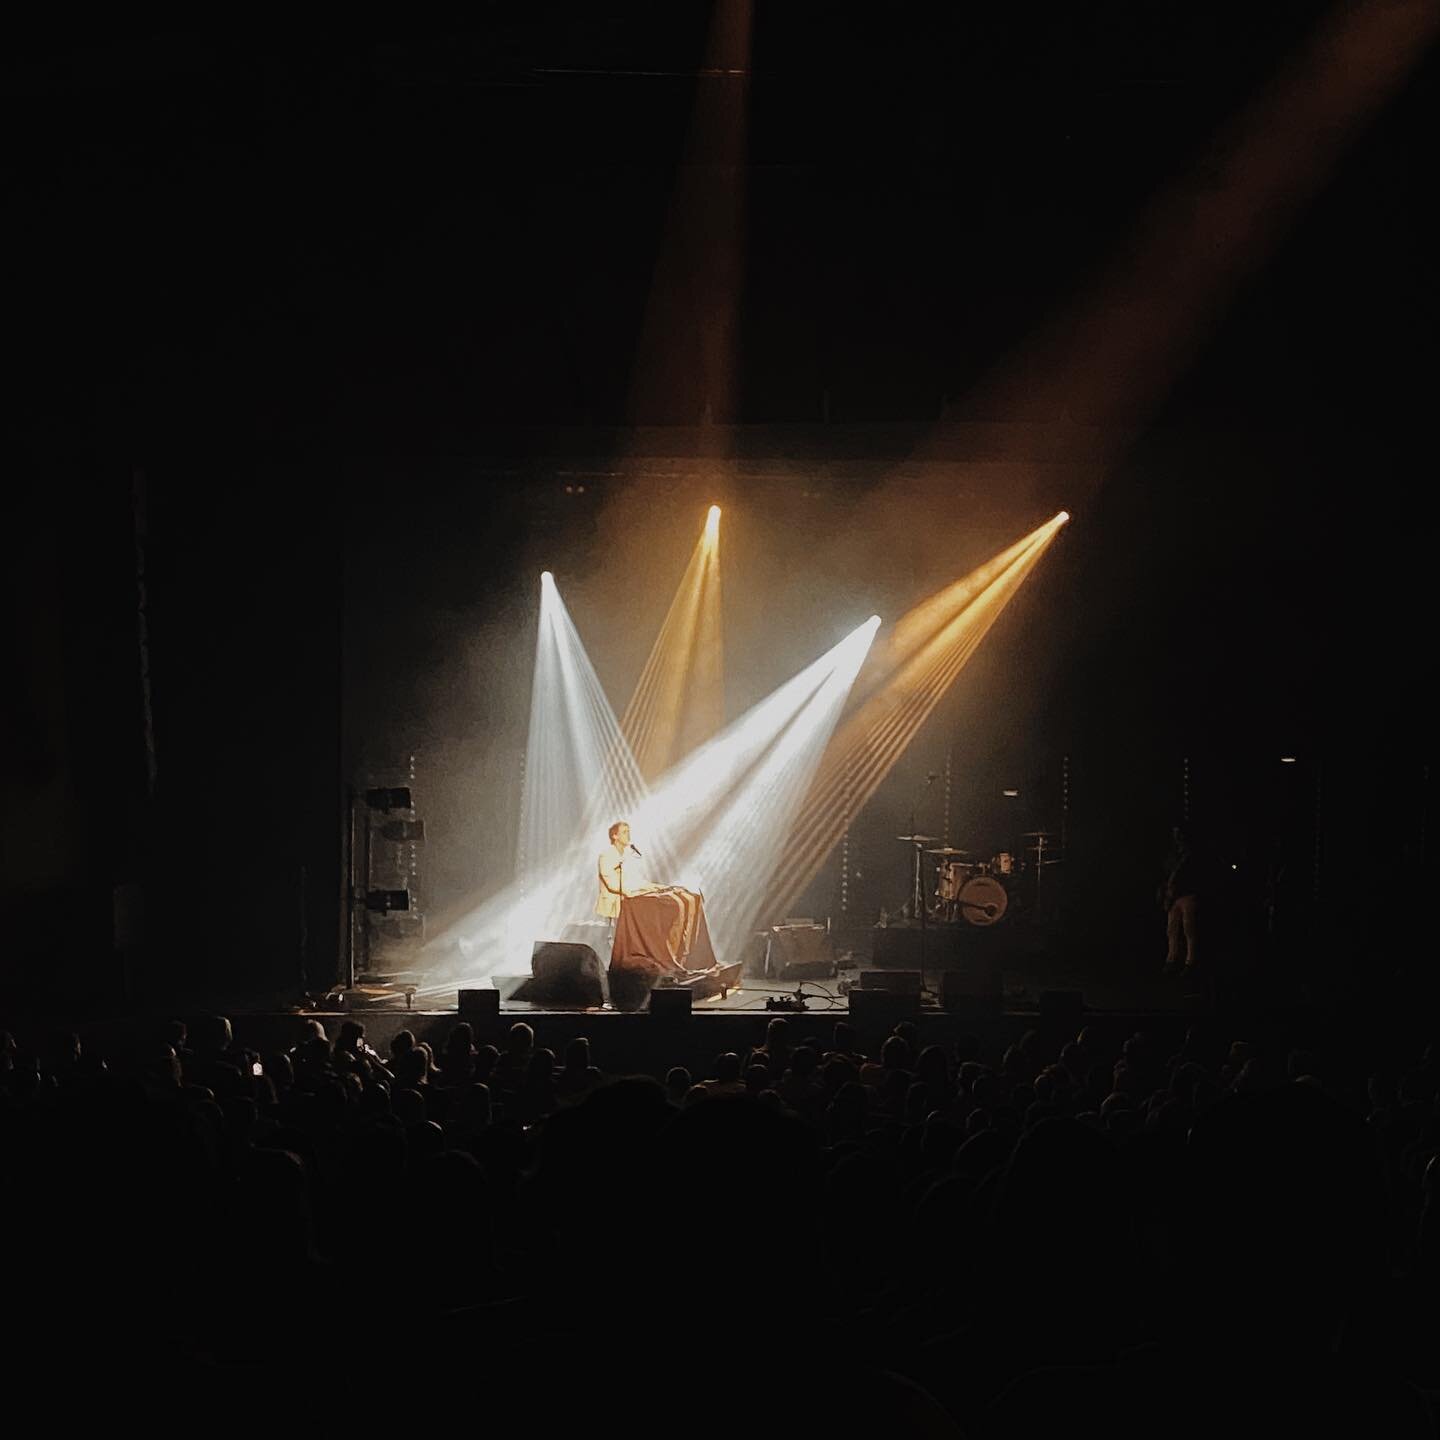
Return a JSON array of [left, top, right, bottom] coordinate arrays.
[[1, 997, 1436, 1434]]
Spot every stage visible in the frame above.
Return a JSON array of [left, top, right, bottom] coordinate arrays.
[[337, 963, 1214, 1021], [201, 947, 1225, 1081]]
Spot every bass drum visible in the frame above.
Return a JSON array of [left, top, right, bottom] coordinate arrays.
[[957, 873, 1009, 927]]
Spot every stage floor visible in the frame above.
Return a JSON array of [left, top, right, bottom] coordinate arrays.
[[342, 963, 1213, 1019]]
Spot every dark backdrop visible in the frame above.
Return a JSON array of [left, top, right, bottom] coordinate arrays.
[[6, 7, 1435, 1007]]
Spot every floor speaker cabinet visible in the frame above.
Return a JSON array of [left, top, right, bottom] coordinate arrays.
[[458, 989, 501, 1027], [515, 941, 605, 1008], [649, 986, 693, 1019], [848, 987, 921, 1037], [765, 925, 836, 981]]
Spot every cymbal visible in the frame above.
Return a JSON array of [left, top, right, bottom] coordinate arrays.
[[896, 834, 938, 843], [1021, 831, 1056, 839], [925, 846, 972, 856]]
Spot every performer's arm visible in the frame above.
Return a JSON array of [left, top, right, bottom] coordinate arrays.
[[598, 856, 623, 896]]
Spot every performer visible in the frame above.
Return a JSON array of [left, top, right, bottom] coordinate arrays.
[[597, 820, 706, 970], [596, 820, 650, 919]]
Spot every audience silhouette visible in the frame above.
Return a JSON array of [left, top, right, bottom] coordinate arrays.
[[2, 1002, 1436, 1433]]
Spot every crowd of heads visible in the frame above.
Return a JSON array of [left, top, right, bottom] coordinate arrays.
[[3, 1005, 1437, 1432]]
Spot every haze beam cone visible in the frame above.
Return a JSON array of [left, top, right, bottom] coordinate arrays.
[[621, 506, 724, 781], [764, 512, 1069, 919]]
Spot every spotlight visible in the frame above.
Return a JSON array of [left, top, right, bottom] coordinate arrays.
[[1002, 788, 1019, 797], [540, 570, 554, 585], [1057, 510, 1070, 523], [707, 504, 722, 524], [1280, 756, 1297, 764]]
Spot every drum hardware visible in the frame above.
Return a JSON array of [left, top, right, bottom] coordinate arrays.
[[1020, 831, 1062, 909], [934, 858, 977, 904], [957, 873, 1008, 927], [896, 832, 941, 1000], [895, 830, 1057, 930], [895, 836, 938, 921]]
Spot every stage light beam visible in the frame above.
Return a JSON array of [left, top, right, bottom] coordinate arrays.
[[764, 514, 1067, 919], [622, 505, 725, 781], [423, 614, 876, 985]]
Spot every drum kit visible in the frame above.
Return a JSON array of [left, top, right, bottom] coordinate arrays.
[[898, 831, 1062, 926]]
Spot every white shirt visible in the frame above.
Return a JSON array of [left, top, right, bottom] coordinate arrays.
[[596, 843, 647, 918]]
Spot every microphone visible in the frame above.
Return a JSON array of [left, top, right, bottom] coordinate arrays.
[[629, 843, 643, 857]]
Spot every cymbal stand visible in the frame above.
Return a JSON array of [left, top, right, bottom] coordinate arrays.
[[907, 806, 930, 1003]]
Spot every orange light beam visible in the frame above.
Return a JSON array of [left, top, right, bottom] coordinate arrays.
[[763, 513, 1068, 916], [621, 507, 723, 780]]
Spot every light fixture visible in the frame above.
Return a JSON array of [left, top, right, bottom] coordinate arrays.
[[1280, 756, 1297, 764], [364, 786, 412, 811], [1002, 788, 1019, 798], [364, 888, 410, 914]]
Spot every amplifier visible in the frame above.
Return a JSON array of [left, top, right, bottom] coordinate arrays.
[[765, 925, 835, 981]]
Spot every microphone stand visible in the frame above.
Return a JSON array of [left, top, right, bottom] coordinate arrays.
[[908, 799, 930, 1005]]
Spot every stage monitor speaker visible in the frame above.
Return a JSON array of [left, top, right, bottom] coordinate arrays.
[[848, 987, 920, 1038], [858, 968, 922, 995], [766, 925, 835, 981], [649, 986, 693, 1019], [517, 941, 604, 1008], [458, 989, 500, 1026]]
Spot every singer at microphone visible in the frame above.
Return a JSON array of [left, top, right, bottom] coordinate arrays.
[[596, 821, 653, 919], [597, 819, 707, 979]]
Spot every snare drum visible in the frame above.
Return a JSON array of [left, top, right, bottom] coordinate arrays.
[[936, 861, 969, 902]]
